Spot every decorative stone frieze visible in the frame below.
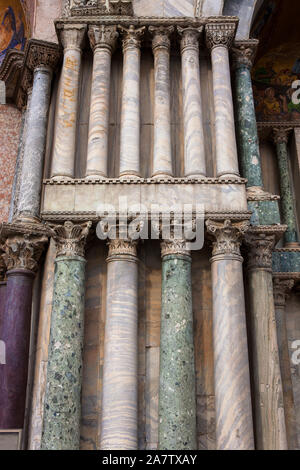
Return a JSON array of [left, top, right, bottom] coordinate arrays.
[[50, 221, 92, 258], [205, 23, 236, 51], [70, 0, 134, 16]]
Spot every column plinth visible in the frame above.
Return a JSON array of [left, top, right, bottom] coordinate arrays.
[[85, 25, 118, 179], [51, 25, 86, 180], [178, 26, 206, 178], [158, 239, 197, 450], [100, 238, 139, 450], [206, 219, 254, 450], [245, 228, 288, 449], [41, 221, 91, 450], [206, 24, 240, 178]]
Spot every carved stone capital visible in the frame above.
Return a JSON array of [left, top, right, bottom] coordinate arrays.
[[57, 24, 87, 52], [245, 232, 277, 271], [205, 23, 236, 51], [231, 40, 259, 70], [206, 219, 249, 259], [177, 26, 203, 54], [273, 277, 294, 307], [25, 40, 61, 73], [0, 223, 50, 273], [272, 127, 293, 145], [149, 26, 174, 52], [107, 238, 138, 259], [88, 25, 118, 53], [50, 221, 92, 258], [161, 239, 191, 258], [118, 25, 145, 51]]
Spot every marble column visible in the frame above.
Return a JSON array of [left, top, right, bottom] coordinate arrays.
[[206, 219, 254, 450], [41, 221, 91, 450], [85, 25, 118, 179], [273, 128, 299, 247], [245, 229, 288, 450], [232, 40, 263, 190], [178, 26, 206, 178], [16, 42, 60, 223], [206, 24, 240, 178], [0, 256, 6, 327], [273, 277, 298, 449], [149, 26, 174, 178], [0, 223, 49, 430], [158, 240, 197, 450], [100, 239, 139, 450], [118, 25, 145, 178], [51, 25, 86, 180]]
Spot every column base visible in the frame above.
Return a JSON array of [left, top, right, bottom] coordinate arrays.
[[151, 172, 173, 180], [85, 173, 107, 181], [218, 172, 241, 179], [13, 215, 41, 224], [119, 172, 141, 180], [50, 175, 74, 182]]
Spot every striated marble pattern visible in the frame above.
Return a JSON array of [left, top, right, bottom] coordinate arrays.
[[17, 68, 52, 220], [100, 254, 139, 449], [133, 0, 194, 17], [159, 253, 197, 450], [41, 256, 86, 449]]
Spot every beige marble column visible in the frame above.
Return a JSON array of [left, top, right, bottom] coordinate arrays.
[[149, 26, 174, 178], [273, 276, 298, 449], [100, 239, 139, 450], [206, 219, 254, 450], [85, 25, 118, 179], [51, 24, 86, 180], [178, 26, 206, 178], [118, 25, 145, 179], [245, 229, 288, 449], [206, 24, 240, 178]]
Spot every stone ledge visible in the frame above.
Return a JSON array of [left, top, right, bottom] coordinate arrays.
[[44, 176, 247, 185]]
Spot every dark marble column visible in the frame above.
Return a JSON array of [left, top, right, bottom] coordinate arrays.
[[273, 276, 298, 450], [0, 256, 6, 329], [15, 41, 60, 223], [206, 219, 254, 450], [245, 228, 288, 449], [158, 240, 197, 450], [0, 222, 49, 430], [272, 128, 299, 247], [232, 40, 263, 190], [41, 221, 91, 450]]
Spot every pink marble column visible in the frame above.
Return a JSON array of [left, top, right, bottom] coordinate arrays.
[[85, 25, 118, 179], [118, 25, 145, 179], [51, 24, 86, 180], [206, 24, 240, 178], [178, 26, 206, 178], [149, 26, 174, 178], [206, 219, 254, 450]]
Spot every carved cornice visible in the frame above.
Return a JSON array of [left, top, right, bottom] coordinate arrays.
[[0, 222, 50, 273], [206, 219, 249, 259], [245, 226, 287, 271], [118, 24, 146, 51], [50, 221, 92, 258], [70, 0, 134, 17], [161, 239, 191, 258], [88, 24, 118, 52], [273, 277, 294, 307], [177, 26, 203, 54], [44, 176, 247, 185], [272, 127, 293, 145], [205, 23, 236, 51], [149, 26, 174, 51], [56, 23, 87, 51], [231, 40, 259, 70], [25, 39, 61, 73], [107, 238, 138, 259]]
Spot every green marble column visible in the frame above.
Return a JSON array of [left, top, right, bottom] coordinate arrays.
[[41, 221, 91, 450], [158, 240, 197, 450], [232, 41, 263, 189], [273, 128, 299, 247]]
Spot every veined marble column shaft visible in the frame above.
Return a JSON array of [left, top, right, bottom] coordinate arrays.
[[0, 258, 6, 328], [206, 24, 240, 178], [273, 277, 298, 449], [158, 241, 197, 450], [86, 25, 118, 179], [178, 26, 206, 178], [273, 128, 299, 247], [51, 25, 86, 180], [232, 41, 263, 189], [206, 219, 254, 450], [100, 239, 139, 450], [245, 230, 288, 450], [41, 221, 91, 450], [119, 25, 145, 178], [149, 26, 174, 178]]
